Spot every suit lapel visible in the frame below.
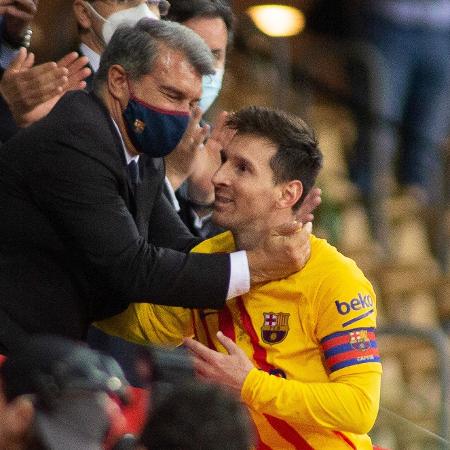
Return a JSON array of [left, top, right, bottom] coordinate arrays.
[[133, 156, 164, 239]]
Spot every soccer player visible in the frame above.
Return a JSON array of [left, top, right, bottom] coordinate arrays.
[[96, 106, 382, 449]]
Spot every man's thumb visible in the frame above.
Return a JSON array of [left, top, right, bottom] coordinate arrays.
[[7, 47, 28, 71]]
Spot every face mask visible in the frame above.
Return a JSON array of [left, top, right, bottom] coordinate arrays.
[[123, 95, 190, 158], [84, 2, 158, 46], [198, 68, 224, 113]]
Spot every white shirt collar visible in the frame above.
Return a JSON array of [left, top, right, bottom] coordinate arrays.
[[79, 43, 101, 73], [110, 118, 139, 165]]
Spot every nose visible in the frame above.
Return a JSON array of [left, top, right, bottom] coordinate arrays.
[[211, 163, 229, 187]]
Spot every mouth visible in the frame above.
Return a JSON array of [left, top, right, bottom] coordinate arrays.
[[214, 193, 233, 209]]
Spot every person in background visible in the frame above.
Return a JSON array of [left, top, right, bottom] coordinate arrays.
[[163, 0, 321, 239], [346, 0, 450, 269], [0, 0, 91, 141], [0, 0, 166, 141], [162, 0, 234, 238], [137, 381, 254, 450], [97, 106, 381, 449], [0, 335, 130, 450], [72, 0, 167, 78]]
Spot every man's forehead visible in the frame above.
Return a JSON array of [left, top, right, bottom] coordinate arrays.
[[228, 133, 276, 153], [152, 45, 196, 75]]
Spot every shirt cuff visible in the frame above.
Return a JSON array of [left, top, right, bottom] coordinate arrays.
[[0, 42, 19, 70], [227, 250, 250, 300]]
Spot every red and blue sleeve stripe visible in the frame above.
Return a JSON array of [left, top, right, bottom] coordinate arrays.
[[321, 328, 381, 373]]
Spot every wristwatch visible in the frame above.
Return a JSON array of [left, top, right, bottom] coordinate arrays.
[[1, 24, 33, 49]]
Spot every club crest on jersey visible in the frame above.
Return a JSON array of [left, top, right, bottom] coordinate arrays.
[[349, 330, 371, 351], [261, 312, 290, 345]]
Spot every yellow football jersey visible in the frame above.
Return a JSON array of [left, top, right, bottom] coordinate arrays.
[[95, 232, 382, 449]]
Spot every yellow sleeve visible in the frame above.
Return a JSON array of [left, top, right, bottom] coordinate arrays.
[[93, 233, 234, 346], [241, 368, 381, 435], [94, 303, 194, 347], [312, 255, 382, 378]]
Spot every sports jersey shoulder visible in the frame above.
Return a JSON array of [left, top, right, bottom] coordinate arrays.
[[191, 231, 236, 254], [295, 235, 381, 378]]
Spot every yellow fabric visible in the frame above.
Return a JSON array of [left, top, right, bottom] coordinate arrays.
[[95, 231, 382, 449]]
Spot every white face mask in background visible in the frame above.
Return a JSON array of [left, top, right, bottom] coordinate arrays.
[[84, 2, 159, 46], [198, 68, 224, 113]]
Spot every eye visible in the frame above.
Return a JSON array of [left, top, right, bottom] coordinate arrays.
[[160, 88, 181, 102], [237, 163, 247, 173], [220, 151, 227, 164], [165, 92, 179, 101]]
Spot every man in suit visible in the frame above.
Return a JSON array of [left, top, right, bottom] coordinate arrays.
[[0, 19, 312, 353]]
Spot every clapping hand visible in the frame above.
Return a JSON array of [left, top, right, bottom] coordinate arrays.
[[0, 48, 91, 126]]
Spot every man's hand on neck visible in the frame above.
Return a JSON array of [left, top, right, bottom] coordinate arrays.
[[246, 221, 312, 285]]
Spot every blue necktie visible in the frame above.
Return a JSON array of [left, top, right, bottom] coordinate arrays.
[[127, 160, 140, 186], [127, 160, 140, 198]]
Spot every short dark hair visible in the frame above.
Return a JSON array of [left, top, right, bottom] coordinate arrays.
[[166, 0, 234, 44], [94, 18, 215, 91], [226, 106, 323, 209], [139, 381, 253, 450]]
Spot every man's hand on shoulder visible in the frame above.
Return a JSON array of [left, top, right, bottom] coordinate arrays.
[[247, 221, 312, 285]]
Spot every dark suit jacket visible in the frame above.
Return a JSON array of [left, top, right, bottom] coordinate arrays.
[[0, 66, 18, 144], [0, 90, 230, 345]]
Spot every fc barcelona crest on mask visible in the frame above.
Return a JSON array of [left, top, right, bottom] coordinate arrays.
[[261, 312, 290, 345], [133, 119, 146, 134]]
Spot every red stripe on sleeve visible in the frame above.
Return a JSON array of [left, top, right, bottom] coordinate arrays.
[[321, 334, 353, 349], [322, 331, 376, 350], [326, 348, 380, 366]]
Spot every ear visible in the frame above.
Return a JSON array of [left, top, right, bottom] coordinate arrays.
[[107, 65, 130, 108], [276, 180, 303, 210], [73, 0, 93, 30]]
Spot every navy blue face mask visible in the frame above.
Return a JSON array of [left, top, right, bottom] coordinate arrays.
[[123, 95, 190, 158]]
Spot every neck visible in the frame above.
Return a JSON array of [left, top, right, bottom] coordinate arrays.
[[233, 210, 296, 251], [81, 31, 105, 56], [101, 87, 140, 156]]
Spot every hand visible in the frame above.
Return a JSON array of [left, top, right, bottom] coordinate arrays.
[[0, 48, 91, 126], [0, 395, 34, 450], [19, 52, 91, 126], [165, 106, 209, 190], [183, 331, 254, 396], [187, 111, 236, 205], [295, 187, 321, 224], [0, 0, 38, 44], [247, 221, 312, 285]]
